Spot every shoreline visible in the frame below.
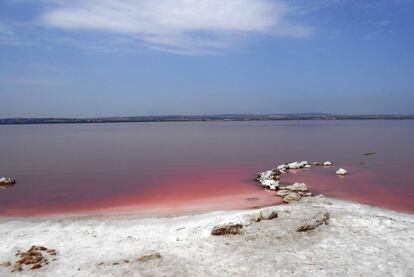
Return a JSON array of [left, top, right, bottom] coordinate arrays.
[[0, 195, 413, 222], [1, 196, 413, 276]]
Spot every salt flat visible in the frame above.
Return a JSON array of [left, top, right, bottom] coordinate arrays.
[[0, 196, 413, 277]]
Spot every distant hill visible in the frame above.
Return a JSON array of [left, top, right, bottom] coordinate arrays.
[[0, 114, 413, 125]]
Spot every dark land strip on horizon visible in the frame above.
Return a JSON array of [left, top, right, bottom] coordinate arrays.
[[1, 114, 413, 125]]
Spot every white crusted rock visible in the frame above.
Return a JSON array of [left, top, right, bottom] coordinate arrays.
[[257, 170, 273, 181], [259, 208, 278, 220], [288, 162, 301, 169], [336, 168, 348, 175], [276, 164, 288, 171], [323, 161, 333, 166], [275, 190, 291, 197], [283, 192, 301, 203], [285, 182, 308, 192], [261, 180, 280, 190], [0, 177, 16, 187]]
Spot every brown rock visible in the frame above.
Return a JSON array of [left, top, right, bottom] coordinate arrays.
[[211, 223, 243, 235], [296, 212, 330, 232], [283, 192, 301, 203]]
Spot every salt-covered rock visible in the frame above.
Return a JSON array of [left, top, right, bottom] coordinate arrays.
[[257, 170, 273, 181], [336, 168, 348, 175], [323, 161, 333, 166], [285, 183, 308, 192], [296, 212, 330, 232], [276, 164, 288, 171], [313, 162, 321, 166], [261, 180, 279, 190], [283, 192, 301, 203], [259, 208, 278, 220], [298, 161, 309, 168], [304, 164, 311, 168], [299, 191, 313, 197], [288, 162, 301, 169], [275, 190, 291, 197], [0, 177, 16, 187]]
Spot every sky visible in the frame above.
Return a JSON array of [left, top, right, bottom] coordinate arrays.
[[0, 0, 413, 118]]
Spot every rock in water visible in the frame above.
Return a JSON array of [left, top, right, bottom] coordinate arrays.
[[259, 208, 278, 220], [285, 183, 308, 192], [261, 179, 280, 190], [288, 162, 301, 169], [296, 212, 330, 232], [211, 223, 243, 235], [336, 168, 348, 175], [323, 161, 333, 166], [275, 190, 291, 197], [282, 192, 301, 203], [0, 177, 16, 188], [276, 164, 288, 171]]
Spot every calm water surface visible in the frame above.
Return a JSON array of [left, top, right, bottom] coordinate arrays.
[[0, 120, 413, 216]]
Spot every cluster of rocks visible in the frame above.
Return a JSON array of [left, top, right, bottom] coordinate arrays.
[[211, 208, 278, 236], [0, 177, 16, 188], [256, 160, 333, 202], [276, 183, 312, 203], [0, 245, 58, 272], [211, 200, 332, 236], [257, 160, 349, 202]]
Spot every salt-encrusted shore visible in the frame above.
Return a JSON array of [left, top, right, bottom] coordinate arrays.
[[1, 196, 413, 276]]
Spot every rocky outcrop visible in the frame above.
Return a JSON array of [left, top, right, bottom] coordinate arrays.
[[256, 160, 348, 204], [296, 212, 330, 232], [211, 223, 244, 235]]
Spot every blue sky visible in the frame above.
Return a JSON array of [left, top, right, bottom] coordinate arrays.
[[0, 0, 413, 117]]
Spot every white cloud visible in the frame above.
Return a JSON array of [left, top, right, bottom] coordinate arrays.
[[39, 0, 313, 54]]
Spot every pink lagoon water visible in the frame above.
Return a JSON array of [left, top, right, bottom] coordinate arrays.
[[0, 120, 413, 216]]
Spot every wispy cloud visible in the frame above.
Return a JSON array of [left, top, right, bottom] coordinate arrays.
[[38, 0, 313, 54], [0, 22, 21, 46]]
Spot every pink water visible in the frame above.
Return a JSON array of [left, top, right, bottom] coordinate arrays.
[[0, 120, 413, 216]]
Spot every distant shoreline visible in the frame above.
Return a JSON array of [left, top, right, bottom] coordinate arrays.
[[1, 114, 413, 125]]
